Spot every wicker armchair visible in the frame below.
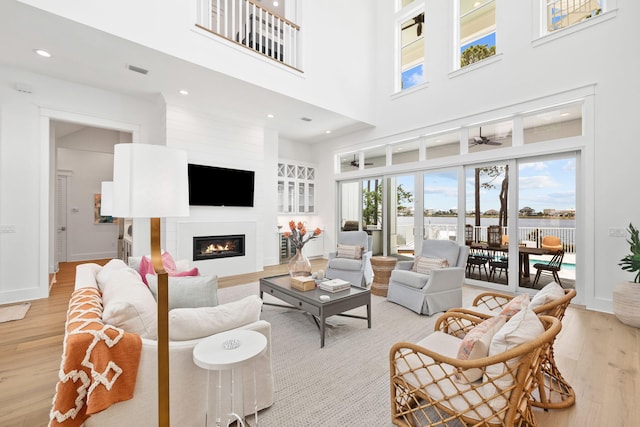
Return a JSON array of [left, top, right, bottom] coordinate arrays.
[[390, 311, 561, 426], [452, 288, 577, 409]]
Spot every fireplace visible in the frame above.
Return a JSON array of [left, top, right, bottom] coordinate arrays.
[[193, 234, 246, 261]]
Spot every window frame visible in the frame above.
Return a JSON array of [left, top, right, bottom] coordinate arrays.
[[455, 0, 497, 70], [534, 0, 617, 44], [396, 3, 426, 92]]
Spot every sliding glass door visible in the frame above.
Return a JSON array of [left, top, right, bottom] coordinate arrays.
[[465, 162, 511, 288], [517, 154, 576, 290], [423, 169, 459, 242], [386, 174, 415, 256]]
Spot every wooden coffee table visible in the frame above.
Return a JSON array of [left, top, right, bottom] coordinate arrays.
[[259, 274, 371, 348]]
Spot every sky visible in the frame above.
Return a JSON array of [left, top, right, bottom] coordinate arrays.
[[395, 156, 576, 213]]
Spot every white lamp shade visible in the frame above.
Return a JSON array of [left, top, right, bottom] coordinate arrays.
[[100, 181, 114, 216], [112, 143, 190, 218]]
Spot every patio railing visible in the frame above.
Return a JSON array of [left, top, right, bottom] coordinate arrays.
[[195, 0, 301, 69], [418, 224, 576, 253]]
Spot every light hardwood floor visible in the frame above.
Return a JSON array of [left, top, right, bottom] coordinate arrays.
[[0, 260, 638, 426]]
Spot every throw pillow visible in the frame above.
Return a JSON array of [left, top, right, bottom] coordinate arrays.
[[138, 256, 156, 285], [101, 268, 158, 339], [455, 315, 507, 383], [146, 274, 219, 310], [529, 281, 565, 312], [412, 256, 449, 275], [499, 293, 530, 317], [336, 244, 364, 259], [95, 258, 129, 291], [138, 252, 199, 286], [169, 295, 263, 341], [484, 308, 545, 410]]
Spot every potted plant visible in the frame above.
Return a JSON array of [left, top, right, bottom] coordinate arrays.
[[613, 223, 640, 327]]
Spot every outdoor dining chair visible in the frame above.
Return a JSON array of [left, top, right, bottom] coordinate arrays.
[[532, 250, 564, 288]]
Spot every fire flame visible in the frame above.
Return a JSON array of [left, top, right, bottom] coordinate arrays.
[[204, 242, 234, 253]]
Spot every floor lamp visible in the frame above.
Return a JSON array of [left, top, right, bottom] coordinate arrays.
[[111, 143, 189, 427]]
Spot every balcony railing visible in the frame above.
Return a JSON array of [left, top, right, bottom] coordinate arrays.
[[546, 0, 602, 32], [196, 0, 301, 70]]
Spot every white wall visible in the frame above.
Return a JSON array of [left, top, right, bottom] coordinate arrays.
[[0, 64, 158, 304], [163, 104, 276, 275], [314, 1, 640, 313], [18, 0, 377, 126]]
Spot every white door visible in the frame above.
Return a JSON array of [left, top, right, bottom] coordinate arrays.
[[55, 175, 68, 268]]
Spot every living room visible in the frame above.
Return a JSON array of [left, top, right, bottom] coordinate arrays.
[[0, 0, 639, 425]]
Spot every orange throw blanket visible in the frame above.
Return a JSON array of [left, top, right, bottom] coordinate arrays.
[[50, 288, 142, 427]]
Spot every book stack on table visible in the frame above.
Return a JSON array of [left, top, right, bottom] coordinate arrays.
[[318, 278, 351, 293]]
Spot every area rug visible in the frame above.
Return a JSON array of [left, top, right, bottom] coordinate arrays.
[[0, 301, 31, 323], [218, 283, 481, 427]]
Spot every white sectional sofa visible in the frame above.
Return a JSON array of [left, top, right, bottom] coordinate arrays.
[[51, 260, 274, 427]]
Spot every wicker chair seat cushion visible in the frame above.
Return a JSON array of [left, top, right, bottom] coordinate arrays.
[[327, 257, 364, 271], [529, 281, 565, 311], [396, 332, 508, 424]]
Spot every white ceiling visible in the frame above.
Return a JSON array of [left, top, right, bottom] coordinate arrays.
[[0, 1, 368, 143]]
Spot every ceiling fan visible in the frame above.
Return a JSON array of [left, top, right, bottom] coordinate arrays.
[[470, 127, 503, 146], [401, 12, 424, 37], [350, 155, 373, 167]]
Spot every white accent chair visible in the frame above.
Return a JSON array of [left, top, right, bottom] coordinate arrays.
[[387, 240, 469, 315], [325, 231, 373, 288]]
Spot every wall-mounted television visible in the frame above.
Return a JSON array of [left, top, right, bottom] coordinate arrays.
[[188, 163, 255, 207]]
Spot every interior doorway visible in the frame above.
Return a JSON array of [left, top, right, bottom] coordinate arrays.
[[51, 119, 132, 268]]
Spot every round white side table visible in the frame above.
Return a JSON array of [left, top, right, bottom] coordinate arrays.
[[193, 329, 268, 427]]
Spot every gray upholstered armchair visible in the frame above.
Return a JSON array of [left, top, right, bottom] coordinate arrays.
[[325, 231, 373, 288], [387, 240, 469, 315]]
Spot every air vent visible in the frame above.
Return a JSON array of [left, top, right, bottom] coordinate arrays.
[[127, 64, 149, 75], [301, 117, 312, 122], [14, 83, 33, 94]]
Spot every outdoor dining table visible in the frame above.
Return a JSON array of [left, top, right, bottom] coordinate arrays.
[[469, 243, 553, 284]]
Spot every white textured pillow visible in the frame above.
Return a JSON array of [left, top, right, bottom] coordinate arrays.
[[96, 258, 129, 291], [484, 308, 545, 409], [169, 295, 263, 341], [529, 282, 565, 311], [412, 256, 449, 274], [336, 244, 364, 259], [101, 268, 157, 339], [146, 274, 219, 310]]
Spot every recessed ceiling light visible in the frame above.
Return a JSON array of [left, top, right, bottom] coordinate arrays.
[[34, 49, 51, 58], [325, 130, 331, 134], [273, 1, 279, 6], [560, 112, 570, 117], [267, 114, 274, 118], [179, 89, 189, 95]]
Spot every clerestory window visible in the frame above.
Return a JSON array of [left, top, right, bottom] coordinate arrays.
[[458, 0, 496, 69], [398, 6, 425, 91], [545, 0, 602, 33]]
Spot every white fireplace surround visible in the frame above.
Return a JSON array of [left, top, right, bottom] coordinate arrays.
[[177, 222, 257, 277]]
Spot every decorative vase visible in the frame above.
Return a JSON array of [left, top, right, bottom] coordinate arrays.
[[612, 281, 640, 328], [288, 247, 312, 278]]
